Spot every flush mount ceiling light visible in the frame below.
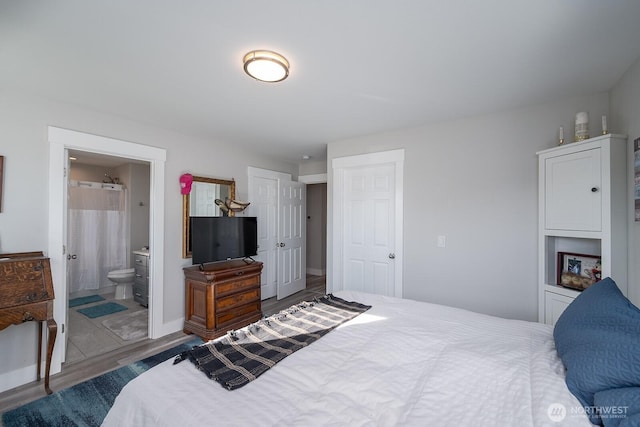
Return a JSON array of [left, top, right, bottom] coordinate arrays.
[[243, 50, 289, 82]]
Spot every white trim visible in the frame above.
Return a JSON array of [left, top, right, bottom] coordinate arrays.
[[0, 362, 40, 393], [331, 149, 404, 298], [298, 173, 327, 184], [247, 166, 292, 181], [47, 126, 166, 378]]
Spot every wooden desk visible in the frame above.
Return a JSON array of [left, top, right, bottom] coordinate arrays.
[[0, 252, 57, 394]]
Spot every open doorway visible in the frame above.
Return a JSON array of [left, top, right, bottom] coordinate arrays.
[[306, 183, 326, 278], [47, 126, 166, 376], [65, 151, 150, 364]]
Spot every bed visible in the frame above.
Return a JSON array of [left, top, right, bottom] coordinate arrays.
[[102, 282, 639, 427]]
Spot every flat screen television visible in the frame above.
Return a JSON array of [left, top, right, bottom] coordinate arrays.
[[191, 216, 258, 265]]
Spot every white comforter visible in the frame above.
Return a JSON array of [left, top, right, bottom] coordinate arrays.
[[102, 291, 591, 427]]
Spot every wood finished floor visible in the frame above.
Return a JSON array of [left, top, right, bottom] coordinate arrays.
[[0, 275, 326, 418]]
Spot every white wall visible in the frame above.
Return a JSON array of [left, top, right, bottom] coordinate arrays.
[[328, 92, 611, 321], [128, 163, 151, 266], [611, 55, 640, 306], [0, 92, 296, 392]]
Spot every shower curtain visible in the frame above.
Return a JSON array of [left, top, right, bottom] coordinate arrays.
[[68, 181, 128, 293]]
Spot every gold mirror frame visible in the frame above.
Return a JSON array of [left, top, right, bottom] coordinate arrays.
[[182, 176, 236, 258]]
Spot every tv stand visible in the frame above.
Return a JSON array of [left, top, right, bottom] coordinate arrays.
[[183, 259, 263, 341]]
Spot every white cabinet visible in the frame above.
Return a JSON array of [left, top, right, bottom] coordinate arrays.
[[538, 134, 627, 325], [544, 292, 575, 326], [544, 148, 602, 231]]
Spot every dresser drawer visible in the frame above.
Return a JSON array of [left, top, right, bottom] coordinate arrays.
[[134, 255, 148, 268], [216, 288, 260, 311], [1, 301, 52, 325], [0, 259, 53, 309], [134, 266, 148, 281], [216, 301, 260, 327], [133, 283, 148, 307], [215, 275, 259, 296]]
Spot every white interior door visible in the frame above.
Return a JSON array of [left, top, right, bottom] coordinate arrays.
[[332, 149, 404, 297], [277, 181, 306, 299], [251, 176, 279, 299]]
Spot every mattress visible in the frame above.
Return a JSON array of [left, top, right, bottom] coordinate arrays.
[[102, 291, 591, 426]]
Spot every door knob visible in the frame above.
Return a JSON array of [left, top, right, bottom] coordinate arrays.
[[591, 187, 599, 193], [388, 253, 395, 259]]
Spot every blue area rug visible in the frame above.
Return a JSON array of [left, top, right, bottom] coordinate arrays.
[[1, 338, 203, 427], [68, 295, 105, 308], [77, 302, 127, 319]]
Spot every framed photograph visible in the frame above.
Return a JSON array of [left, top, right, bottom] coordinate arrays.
[[557, 252, 601, 291]]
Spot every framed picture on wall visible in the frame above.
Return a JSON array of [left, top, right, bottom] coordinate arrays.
[[557, 251, 601, 291]]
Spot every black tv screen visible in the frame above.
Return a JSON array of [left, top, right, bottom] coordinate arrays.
[[191, 216, 258, 265]]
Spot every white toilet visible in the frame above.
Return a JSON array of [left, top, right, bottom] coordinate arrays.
[[107, 268, 135, 300]]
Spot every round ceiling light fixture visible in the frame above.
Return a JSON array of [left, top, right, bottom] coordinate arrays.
[[243, 50, 289, 83]]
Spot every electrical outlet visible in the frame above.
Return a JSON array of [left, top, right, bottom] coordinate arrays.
[[437, 235, 446, 248]]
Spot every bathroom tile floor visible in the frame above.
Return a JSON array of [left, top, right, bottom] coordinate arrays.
[[66, 290, 148, 365]]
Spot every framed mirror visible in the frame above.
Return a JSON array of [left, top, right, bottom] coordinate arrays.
[[182, 176, 236, 258]]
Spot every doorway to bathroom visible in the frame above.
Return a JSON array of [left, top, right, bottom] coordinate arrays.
[[47, 126, 167, 376], [65, 151, 151, 364]]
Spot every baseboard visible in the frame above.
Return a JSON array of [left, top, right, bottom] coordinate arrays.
[[0, 363, 38, 394], [155, 317, 184, 339], [306, 268, 326, 276]]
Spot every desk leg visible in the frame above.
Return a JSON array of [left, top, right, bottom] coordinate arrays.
[[44, 318, 57, 395], [37, 321, 43, 382]]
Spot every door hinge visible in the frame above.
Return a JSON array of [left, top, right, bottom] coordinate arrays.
[[63, 245, 66, 255], [61, 323, 65, 333], [64, 167, 67, 177]]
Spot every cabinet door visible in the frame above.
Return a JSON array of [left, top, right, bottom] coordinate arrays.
[[544, 291, 574, 325], [545, 148, 601, 231]]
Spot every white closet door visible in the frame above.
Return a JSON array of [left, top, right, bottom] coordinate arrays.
[[248, 168, 306, 301], [332, 149, 404, 297], [277, 181, 306, 300], [251, 176, 279, 299], [343, 164, 396, 296]]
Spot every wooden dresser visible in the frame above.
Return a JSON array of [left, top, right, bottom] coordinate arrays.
[[183, 259, 262, 341], [0, 251, 57, 394]]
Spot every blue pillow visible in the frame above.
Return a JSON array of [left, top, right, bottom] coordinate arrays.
[[594, 387, 640, 427], [553, 278, 640, 425]]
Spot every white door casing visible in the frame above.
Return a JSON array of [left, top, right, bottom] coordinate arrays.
[[332, 149, 404, 297], [277, 181, 306, 299], [48, 127, 166, 375]]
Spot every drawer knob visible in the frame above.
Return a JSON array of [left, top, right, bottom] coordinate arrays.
[[235, 271, 245, 276], [22, 312, 35, 322]]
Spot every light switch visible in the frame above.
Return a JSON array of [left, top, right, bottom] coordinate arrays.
[[437, 235, 446, 248]]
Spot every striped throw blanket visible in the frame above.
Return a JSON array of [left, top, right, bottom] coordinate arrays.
[[174, 294, 371, 390]]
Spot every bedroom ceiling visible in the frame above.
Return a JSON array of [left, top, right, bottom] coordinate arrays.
[[2, 1, 640, 164]]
